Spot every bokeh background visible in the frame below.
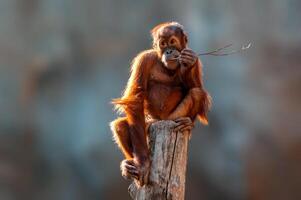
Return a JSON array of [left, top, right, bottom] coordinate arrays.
[[0, 0, 300, 200]]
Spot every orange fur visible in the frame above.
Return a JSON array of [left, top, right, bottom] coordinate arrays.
[[111, 22, 211, 169]]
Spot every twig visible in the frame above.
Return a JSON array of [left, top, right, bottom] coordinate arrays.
[[197, 43, 233, 56], [198, 42, 252, 56]]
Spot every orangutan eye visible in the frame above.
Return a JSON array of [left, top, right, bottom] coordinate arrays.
[[169, 38, 176, 45], [160, 40, 167, 48]]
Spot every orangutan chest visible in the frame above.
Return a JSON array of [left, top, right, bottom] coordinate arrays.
[[146, 81, 184, 118]]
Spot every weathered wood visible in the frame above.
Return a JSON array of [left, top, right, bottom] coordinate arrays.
[[128, 120, 190, 200]]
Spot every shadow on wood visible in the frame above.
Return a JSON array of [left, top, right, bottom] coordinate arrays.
[[128, 120, 190, 200]]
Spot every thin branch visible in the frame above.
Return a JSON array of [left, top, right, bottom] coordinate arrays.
[[198, 42, 252, 56], [198, 43, 233, 56]]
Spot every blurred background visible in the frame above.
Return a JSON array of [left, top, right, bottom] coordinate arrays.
[[0, 0, 300, 200]]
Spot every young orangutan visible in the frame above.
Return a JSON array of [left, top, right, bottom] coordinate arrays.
[[110, 22, 211, 186]]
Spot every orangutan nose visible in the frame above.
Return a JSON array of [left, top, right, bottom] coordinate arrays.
[[165, 49, 173, 55]]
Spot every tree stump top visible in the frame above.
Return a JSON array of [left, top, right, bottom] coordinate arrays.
[[129, 120, 190, 200]]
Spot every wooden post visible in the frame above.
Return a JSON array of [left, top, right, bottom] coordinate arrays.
[[128, 120, 190, 200]]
